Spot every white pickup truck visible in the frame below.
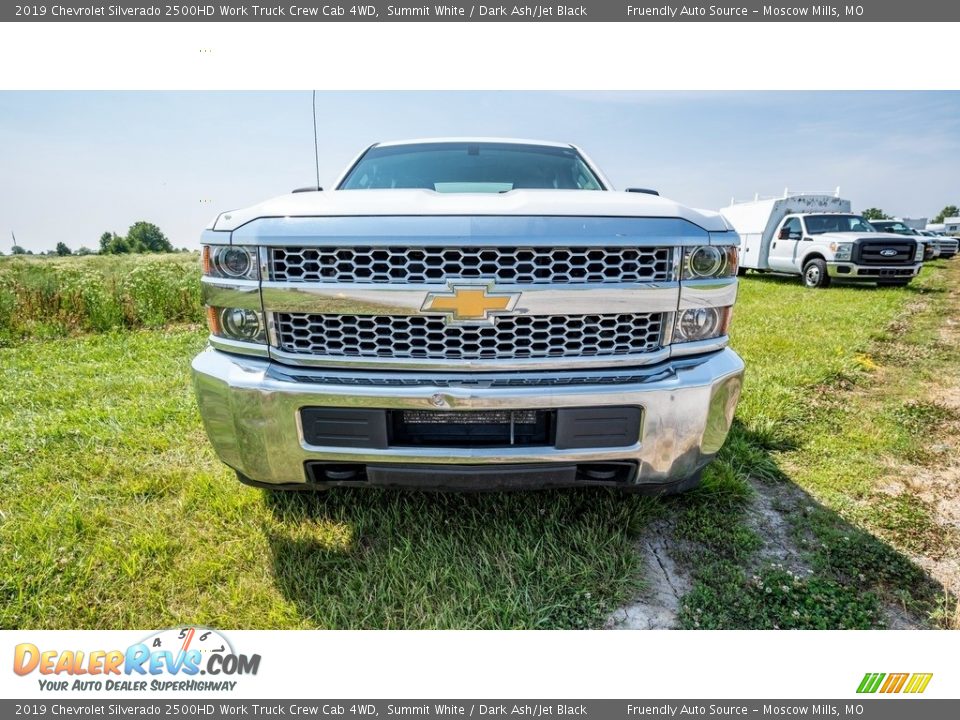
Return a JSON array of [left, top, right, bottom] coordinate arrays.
[[720, 193, 924, 288], [191, 138, 744, 493]]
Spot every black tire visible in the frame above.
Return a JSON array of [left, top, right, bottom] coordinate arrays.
[[621, 469, 703, 496], [802, 258, 831, 289], [737, 267, 748, 277], [877, 280, 911, 288]]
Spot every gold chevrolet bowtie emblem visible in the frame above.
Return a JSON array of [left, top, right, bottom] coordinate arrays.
[[421, 285, 520, 324]]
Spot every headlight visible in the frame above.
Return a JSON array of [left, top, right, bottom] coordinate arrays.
[[830, 242, 853, 261], [202, 245, 260, 281], [207, 306, 267, 344], [682, 245, 738, 279], [674, 306, 732, 343]]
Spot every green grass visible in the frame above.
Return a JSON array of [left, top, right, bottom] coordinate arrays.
[[675, 262, 960, 628], [1, 257, 958, 629]]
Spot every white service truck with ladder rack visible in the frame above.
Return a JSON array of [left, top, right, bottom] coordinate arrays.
[[720, 191, 924, 288]]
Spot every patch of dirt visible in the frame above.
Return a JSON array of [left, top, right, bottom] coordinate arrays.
[[607, 480, 817, 630], [606, 519, 691, 630], [744, 480, 812, 577]]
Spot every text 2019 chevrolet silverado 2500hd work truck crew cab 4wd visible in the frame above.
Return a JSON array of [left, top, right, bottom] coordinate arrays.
[[720, 192, 924, 288], [191, 139, 744, 492]]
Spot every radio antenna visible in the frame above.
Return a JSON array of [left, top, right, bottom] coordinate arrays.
[[312, 90, 320, 188]]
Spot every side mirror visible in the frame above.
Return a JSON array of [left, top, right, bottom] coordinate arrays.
[[626, 188, 659, 196], [292, 186, 323, 193], [778, 228, 791, 240]]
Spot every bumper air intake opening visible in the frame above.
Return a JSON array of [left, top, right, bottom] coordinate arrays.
[[388, 409, 555, 448]]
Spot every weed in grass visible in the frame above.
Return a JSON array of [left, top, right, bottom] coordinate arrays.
[[860, 494, 950, 558], [680, 564, 881, 630]]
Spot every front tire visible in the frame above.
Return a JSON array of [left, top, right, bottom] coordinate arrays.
[[802, 258, 831, 289]]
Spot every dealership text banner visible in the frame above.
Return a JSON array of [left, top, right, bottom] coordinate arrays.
[[7, 1, 960, 22], [4, 701, 960, 719]]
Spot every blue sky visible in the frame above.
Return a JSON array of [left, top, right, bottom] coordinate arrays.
[[1, 91, 958, 252]]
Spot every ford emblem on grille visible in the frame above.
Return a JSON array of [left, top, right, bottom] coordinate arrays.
[[880, 248, 898, 257]]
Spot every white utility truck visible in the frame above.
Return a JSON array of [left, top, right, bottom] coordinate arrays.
[[720, 192, 924, 288]]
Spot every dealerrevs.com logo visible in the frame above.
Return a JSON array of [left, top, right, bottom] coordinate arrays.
[[13, 627, 261, 692]]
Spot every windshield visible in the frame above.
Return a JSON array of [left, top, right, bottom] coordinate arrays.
[[872, 221, 912, 234], [803, 214, 876, 235], [338, 142, 604, 192]]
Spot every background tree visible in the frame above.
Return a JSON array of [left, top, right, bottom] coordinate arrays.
[[126, 221, 173, 253], [99, 231, 115, 253], [861, 208, 889, 221], [76, 246, 94, 256], [933, 205, 959, 224], [11, 245, 27, 255], [55, 242, 72, 256]]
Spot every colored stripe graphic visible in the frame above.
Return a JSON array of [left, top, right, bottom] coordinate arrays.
[[857, 672, 932, 694]]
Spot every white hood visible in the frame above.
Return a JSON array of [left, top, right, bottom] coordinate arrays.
[[209, 189, 733, 233], [815, 231, 917, 243]]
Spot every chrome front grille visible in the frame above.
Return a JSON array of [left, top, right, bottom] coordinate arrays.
[[270, 246, 673, 284], [274, 312, 665, 361]]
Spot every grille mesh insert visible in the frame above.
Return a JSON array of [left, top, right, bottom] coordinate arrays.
[[270, 246, 673, 284], [274, 312, 664, 361]]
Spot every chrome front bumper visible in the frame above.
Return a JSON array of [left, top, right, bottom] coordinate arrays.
[[827, 262, 922, 279], [191, 347, 744, 488]]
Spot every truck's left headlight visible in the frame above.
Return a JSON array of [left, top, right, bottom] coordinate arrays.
[[674, 306, 732, 343], [202, 245, 260, 281], [682, 246, 738, 279], [207, 306, 267, 344]]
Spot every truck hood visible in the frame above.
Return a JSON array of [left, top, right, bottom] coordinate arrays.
[[209, 189, 733, 233], [814, 231, 918, 243]]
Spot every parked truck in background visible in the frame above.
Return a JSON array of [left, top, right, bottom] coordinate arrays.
[[870, 220, 947, 261], [720, 192, 924, 288], [191, 138, 744, 493], [918, 230, 958, 259]]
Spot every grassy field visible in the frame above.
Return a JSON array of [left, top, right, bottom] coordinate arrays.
[[0, 253, 202, 345], [1, 254, 958, 629]]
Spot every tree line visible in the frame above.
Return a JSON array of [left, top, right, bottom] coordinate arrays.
[[6, 221, 190, 256], [861, 205, 959, 223]]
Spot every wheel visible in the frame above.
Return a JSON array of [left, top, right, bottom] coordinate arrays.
[[877, 280, 911, 288], [621, 470, 703, 496], [802, 258, 831, 289]]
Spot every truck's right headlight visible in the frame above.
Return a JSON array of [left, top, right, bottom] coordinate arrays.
[[202, 245, 260, 281], [674, 306, 732, 343], [830, 242, 853, 261], [915, 243, 925, 262]]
